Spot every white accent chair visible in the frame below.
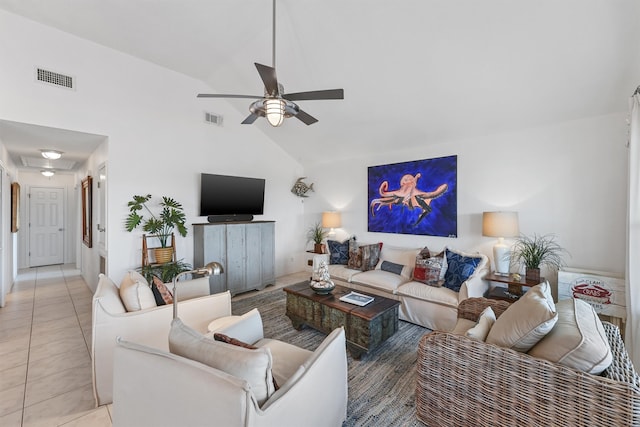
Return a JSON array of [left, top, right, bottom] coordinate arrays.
[[112, 310, 348, 427], [91, 273, 232, 406]]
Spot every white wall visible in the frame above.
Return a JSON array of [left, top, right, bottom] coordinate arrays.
[[0, 10, 305, 290], [0, 138, 18, 306], [304, 113, 628, 294]]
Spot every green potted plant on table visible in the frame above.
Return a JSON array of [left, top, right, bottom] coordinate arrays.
[[125, 194, 188, 264], [510, 233, 567, 281], [307, 222, 328, 254]]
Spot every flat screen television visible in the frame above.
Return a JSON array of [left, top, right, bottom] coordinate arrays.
[[199, 173, 265, 219]]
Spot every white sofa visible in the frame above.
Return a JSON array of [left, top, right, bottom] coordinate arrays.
[[91, 273, 232, 406], [112, 310, 348, 427], [326, 245, 490, 331]]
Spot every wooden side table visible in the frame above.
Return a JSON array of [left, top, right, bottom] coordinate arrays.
[[484, 272, 544, 301]]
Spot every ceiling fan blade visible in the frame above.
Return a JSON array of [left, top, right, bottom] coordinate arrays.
[[283, 89, 344, 101], [295, 110, 319, 125], [241, 113, 260, 124], [254, 63, 279, 96], [197, 94, 261, 99]]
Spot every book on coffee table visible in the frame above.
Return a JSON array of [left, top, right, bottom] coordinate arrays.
[[339, 291, 374, 306]]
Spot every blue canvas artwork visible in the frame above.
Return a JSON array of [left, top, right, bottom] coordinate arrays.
[[368, 155, 457, 237]]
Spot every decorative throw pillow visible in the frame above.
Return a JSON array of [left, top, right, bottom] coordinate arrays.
[[465, 306, 496, 342], [327, 239, 350, 265], [213, 308, 265, 345], [347, 238, 359, 269], [417, 246, 431, 259], [486, 281, 558, 352], [169, 318, 275, 405], [374, 246, 420, 279], [442, 249, 482, 292], [527, 298, 612, 374], [380, 260, 404, 275], [348, 241, 382, 271], [119, 271, 156, 312], [150, 282, 165, 306], [214, 332, 258, 349], [151, 276, 173, 306], [414, 256, 444, 286], [120, 270, 149, 288], [214, 332, 280, 390]]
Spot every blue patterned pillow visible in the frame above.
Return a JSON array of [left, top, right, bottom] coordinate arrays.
[[327, 239, 349, 265], [443, 249, 482, 292]]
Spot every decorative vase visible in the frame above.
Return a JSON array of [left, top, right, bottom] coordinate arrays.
[[525, 267, 541, 282], [154, 247, 173, 264], [314, 243, 324, 254]]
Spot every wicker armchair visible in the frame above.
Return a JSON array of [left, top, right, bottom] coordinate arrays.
[[417, 297, 640, 427]]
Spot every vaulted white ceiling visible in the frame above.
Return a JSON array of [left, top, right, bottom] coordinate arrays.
[[1, 0, 639, 166]]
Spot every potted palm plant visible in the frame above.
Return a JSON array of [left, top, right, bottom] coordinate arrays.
[[510, 233, 567, 281], [125, 194, 188, 264], [307, 222, 328, 253]]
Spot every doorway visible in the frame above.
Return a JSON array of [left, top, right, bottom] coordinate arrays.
[[29, 186, 65, 267]]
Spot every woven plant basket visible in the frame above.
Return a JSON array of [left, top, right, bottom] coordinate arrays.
[[154, 247, 173, 264]]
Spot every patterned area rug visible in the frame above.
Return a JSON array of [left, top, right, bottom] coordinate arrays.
[[232, 287, 431, 427]]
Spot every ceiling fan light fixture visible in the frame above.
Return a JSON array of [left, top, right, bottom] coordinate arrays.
[[265, 99, 285, 127], [41, 169, 55, 177], [41, 149, 63, 160]]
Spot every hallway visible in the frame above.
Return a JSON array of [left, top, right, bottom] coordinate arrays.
[[1, 265, 113, 426]]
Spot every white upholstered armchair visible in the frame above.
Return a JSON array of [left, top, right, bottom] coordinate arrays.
[[112, 309, 348, 427], [91, 273, 232, 406]]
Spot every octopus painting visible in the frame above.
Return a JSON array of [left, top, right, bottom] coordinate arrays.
[[370, 173, 448, 226]]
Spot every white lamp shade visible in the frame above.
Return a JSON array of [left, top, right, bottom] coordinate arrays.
[[321, 211, 341, 228], [482, 211, 519, 237]]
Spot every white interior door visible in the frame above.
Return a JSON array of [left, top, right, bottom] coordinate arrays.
[[29, 187, 64, 267]]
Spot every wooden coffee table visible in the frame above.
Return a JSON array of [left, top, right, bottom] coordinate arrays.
[[283, 282, 400, 359]]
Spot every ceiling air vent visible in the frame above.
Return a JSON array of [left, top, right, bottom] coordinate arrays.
[[204, 111, 223, 126], [36, 67, 75, 90]]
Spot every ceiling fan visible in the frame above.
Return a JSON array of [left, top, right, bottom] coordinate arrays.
[[197, 0, 344, 127]]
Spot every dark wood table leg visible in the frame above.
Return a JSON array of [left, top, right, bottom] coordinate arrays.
[[286, 314, 306, 331]]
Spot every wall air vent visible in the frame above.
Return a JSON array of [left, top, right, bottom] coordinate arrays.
[[36, 67, 75, 90], [204, 111, 223, 126]]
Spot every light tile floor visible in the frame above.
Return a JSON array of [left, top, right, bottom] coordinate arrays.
[[0, 264, 308, 427]]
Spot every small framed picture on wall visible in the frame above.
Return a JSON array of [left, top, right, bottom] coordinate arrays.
[[11, 182, 20, 233], [82, 176, 93, 247]]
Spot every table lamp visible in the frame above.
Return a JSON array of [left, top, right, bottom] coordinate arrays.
[[482, 211, 519, 275], [322, 211, 341, 236], [172, 261, 224, 319]]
